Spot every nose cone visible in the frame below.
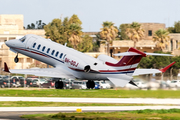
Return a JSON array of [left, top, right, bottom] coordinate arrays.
[[5, 40, 14, 47], [5, 39, 25, 48]]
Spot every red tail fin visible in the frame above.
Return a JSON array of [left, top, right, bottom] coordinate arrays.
[[105, 47, 146, 67], [159, 62, 176, 73]]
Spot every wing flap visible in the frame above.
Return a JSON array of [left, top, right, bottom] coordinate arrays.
[[107, 77, 131, 87]]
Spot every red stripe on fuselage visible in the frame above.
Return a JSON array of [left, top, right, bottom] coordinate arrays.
[[13, 47, 49, 58], [69, 67, 136, 73]]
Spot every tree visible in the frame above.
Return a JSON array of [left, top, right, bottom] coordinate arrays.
[[44, 19, 67, 44], [44, 14, 84, 50], [27, 20, 46, 29], [125, 22, 144, 48], [167, 21, 180, 33], [67, 23, 82, 49], [99, 21, 118, 56], [167, 27, 175, 33], [68, 14, 82, 25], [174, 21, 180, 33], [27, 23, 35, 29], [119, 24, 129, 40], [153, 29, 170, 50], [77, 35, 93, 52]]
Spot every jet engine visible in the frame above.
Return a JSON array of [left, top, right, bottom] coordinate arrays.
[[84, 65, 91, 73]]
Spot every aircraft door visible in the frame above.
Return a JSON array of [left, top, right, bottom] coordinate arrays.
[[25, 37, 37, 50]]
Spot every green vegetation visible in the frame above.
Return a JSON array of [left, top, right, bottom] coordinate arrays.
[[0, 89, 180, 98], [138, 52, 180, 76], [119, 24, 129, 40], [168, 21, 180, 33], [153, 29, 170, 50], [44, 14, 94, 52], [26, 20, 46, 29], [21, 109, 180, 120], [0, 101, 163, 107], [98, 21, 119, 55], [125, 22, 144, 48]]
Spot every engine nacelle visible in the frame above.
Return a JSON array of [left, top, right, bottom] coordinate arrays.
[[84, 65, 91, 73], [64, 55, 91, 73]]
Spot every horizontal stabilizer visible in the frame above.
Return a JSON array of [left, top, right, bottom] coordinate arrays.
[[114, 52, 142, 56], [133, 62, 176, 76], [114, 51, 173, 57], [145, 53, 174, 56]]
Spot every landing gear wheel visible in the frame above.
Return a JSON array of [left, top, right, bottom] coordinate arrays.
[[86, 80, 95, 89], [55, 81, 64, 89], [86, 81, 91, 89], [55, 81, 59, 89], [59, 81, 63, 89], [14, 53, 19, 63]]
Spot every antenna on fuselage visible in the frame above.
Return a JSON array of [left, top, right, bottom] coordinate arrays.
[[64, 43, 67, 47]]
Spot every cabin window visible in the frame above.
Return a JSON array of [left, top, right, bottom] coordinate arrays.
[[55, 51, 59, 57], [63, 54, 66, 59], [42, 46, 46, 51], [51, 50, 55, 55], [60, 53, 63, 58], [47, 48, 50, 53], [33, 43, 36, 48], [37, 44, 41, 50]]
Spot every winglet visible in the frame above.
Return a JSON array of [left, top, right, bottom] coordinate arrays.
[[4, 62, 10, 73], [159, 62, 176, 73]]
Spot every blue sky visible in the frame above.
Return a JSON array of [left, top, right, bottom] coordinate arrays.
[[0, 0, 180, 32]]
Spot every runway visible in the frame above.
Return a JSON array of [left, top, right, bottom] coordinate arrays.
[[1, 106, 180, 120], [1, 97, 180, 119], [0, 97, 180, 105], [1, 106, 180, 112]]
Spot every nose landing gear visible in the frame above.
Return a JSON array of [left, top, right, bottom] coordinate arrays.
[[14, 53, 19, 63]]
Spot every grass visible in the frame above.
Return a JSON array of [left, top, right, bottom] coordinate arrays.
[[21, 109, 180, 120], [0, 101, 169, 107], [0, 89, 180, 98]]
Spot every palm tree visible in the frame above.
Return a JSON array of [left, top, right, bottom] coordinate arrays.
[[153, 29, 170, 50], [67, 23, 82, 49], [99, 21, 118, 56], [125, 22, 144, 48]]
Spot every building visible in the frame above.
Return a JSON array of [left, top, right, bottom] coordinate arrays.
[[99, 23, 180, 60], [0, 14, 45, 73]]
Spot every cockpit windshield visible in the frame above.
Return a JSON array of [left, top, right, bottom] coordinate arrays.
[[19, 36, 26, 42]]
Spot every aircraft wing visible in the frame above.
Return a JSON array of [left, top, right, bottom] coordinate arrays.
[[133, 62, 176, 76], [3, 62, 76, 79]]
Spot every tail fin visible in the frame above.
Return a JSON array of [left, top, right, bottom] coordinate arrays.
[[105, 47, 146, 76]]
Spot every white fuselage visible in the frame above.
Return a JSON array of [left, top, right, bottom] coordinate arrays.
[[5, 34, 133, 81]]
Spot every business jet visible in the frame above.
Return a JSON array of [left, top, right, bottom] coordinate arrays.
[[4, 34, 175, 89]]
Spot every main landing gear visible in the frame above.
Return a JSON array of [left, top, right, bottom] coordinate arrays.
[[55, 81, 64, 89], [86, 80, 95, 89], [14, 53, 19, 63]]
